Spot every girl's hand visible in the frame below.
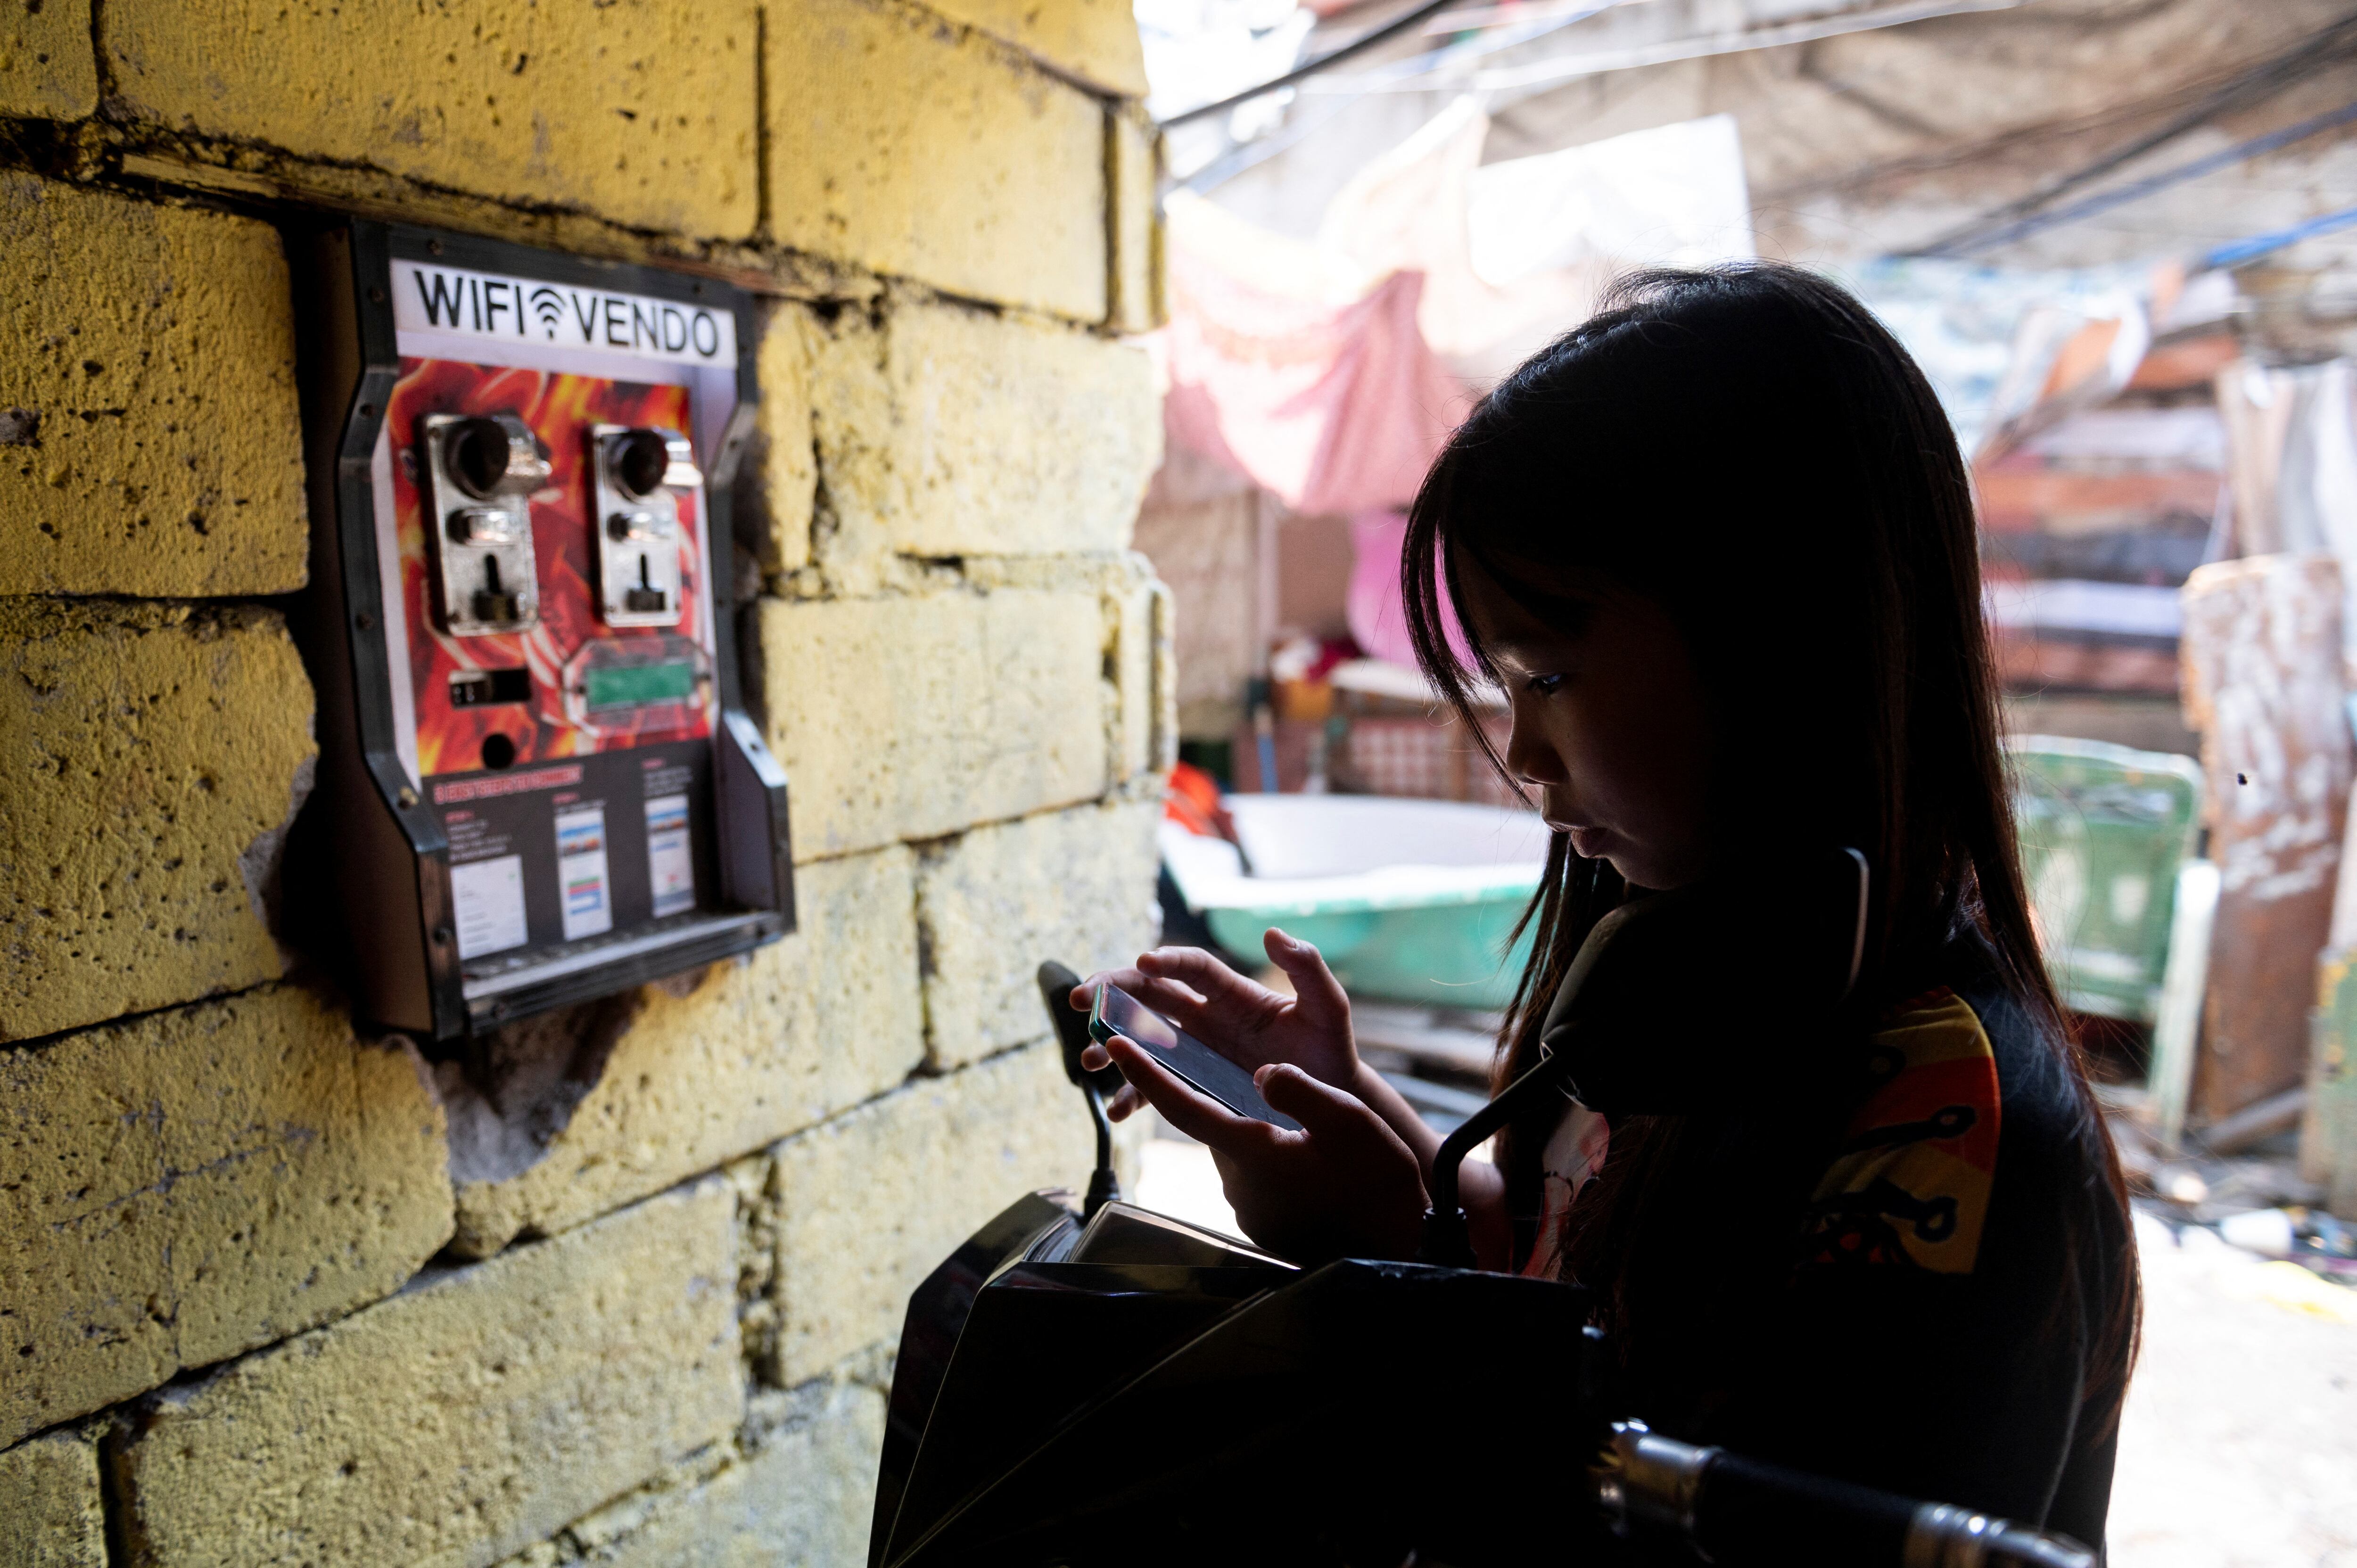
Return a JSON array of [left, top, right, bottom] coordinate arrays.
[[1095, 1031, 1428, 1265], [1070, 929, 1360, 1123]]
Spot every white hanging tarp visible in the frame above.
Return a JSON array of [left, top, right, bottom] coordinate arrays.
[[1465, 113, 1755, 289]]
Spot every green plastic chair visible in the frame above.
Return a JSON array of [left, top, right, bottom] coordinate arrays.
[[2008, 736, 2206, 1026]]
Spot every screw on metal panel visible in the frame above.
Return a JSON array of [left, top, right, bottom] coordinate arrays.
[[432, 926, 453, 944], [354, 610, 373, 630], [396, 786, 418, 808], [369, 286, 387, 303]]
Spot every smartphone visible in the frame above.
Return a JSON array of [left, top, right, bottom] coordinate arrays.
[[1088, 982, 1302, 1132]]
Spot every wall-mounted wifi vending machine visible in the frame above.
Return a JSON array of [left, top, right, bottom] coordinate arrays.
[[291, 222, 793, 1046]]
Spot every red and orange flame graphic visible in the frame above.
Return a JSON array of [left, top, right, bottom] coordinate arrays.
[[388, 357, 715, 780]]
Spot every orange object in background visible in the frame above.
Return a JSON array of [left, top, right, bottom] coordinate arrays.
[[1165, 761, 1239, 842]]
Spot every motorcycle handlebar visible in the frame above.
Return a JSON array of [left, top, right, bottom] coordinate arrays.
[[1595, 1425, 2096, 1568]]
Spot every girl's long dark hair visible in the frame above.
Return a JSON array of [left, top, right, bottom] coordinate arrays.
[[1400, 263, 2137, 1420]]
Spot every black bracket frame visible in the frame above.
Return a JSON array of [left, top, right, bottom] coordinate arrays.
[[288, 219, 794, 1045]]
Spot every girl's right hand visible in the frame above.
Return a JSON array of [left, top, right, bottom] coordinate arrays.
[[1091, 1029, 1427, 1264], [1071, 928, 1361, 1122]]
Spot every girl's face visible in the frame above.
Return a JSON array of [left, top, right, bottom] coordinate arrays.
[[1451, 553, 1715, 891]]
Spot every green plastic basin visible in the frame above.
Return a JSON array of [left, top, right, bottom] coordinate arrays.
[[1164, 795, 1548, 1011]]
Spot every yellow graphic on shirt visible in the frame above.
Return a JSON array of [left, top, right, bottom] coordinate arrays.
[[1798, 989, 2001, 1275]]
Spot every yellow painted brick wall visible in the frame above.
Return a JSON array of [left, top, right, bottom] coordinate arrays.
[[799, 290, 1161, 568], [0, 1425, 106, 1568], [108, 1179, 742, 1568], [922, 0, 1149, 95], [103, 2, 762, 241], [767, 1039, 1118, 1384], [916, 798, 1162, 1068], [0, 0, 94, 121], [769, 0, 1110, 321], [0, 177, 307, 598], [759, 586, 1114, 856], [1, 599, 317, 1042], [0, 985, 453, 1448], [0, 0, 1167, 1561], [443, 846, 926, 1259]]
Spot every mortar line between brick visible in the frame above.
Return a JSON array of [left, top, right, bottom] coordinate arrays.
[[0, 974, 292, 1056], [753, 5, 774, 242], [90, 127, 1121, 330], [86, 0, 116, 112], [1102, 108, 1121, 336], [891, 0, 1130, 106], [99, 1419, 138, 1568]]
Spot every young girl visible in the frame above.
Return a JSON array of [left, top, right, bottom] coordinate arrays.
[[1080, 263, 2138, 1551]]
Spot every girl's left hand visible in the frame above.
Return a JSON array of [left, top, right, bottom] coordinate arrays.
[[1071, 931, 1363, 1124], [1094, 1029, 1428, 1265]]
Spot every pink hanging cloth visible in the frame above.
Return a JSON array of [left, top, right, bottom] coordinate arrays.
[[1346, 508, 1476, 675], [1157, 224, 1474, 517]]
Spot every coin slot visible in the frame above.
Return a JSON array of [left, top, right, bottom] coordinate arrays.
[[624, 555, 668, 615], [471, 556, 523, 625]]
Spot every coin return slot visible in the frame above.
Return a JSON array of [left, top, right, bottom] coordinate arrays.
[[450, 506, 521, 545], [449, 667, 532, 707]]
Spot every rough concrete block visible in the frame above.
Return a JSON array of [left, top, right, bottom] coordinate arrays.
[[569, 1377, 886, 1568], [0, 1426, 107, 1568], [1, 600, 317, 1043], [768, 0, 1107, 320], [0, 0, 96, 120], [0, 984, 453, 1451], [917, 799, 1160, 1068], [102, 1, 759, 241], [957, 550, 1173, 787], [1107, 110, 1162, 335], [445, 847, 925, 1258], [801, 294, 1159, 570], [768, 1040, 1099, 1383], [1102, 554, 1175, 785], [108, 1178, 742, 1568], [758, 589, 1109, 857], [920, 0, 1147, 95], [0, 175, 306, 596], [749, 300, 818, 574]]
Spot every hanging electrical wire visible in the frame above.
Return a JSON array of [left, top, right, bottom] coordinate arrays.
[[1155, 0, 1473, 129], [2205, 203, 2357, 270], [1899, 9, 2357, 258], [1902, 99, 2357, 258]]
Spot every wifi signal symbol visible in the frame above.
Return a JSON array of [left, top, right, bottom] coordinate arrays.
[[528, 286, 565, 339]]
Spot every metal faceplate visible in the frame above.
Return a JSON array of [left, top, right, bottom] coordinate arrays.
[[421, 411, 548, 635], [591, 424, 695, 627]]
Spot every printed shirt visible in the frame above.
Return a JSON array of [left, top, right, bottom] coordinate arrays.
[[1796, 987, 2002, 1275], [1523, 985, 2003, 1283], [1518, 963, 2125, 1551], [1521, 1101, 1612, 1281]]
